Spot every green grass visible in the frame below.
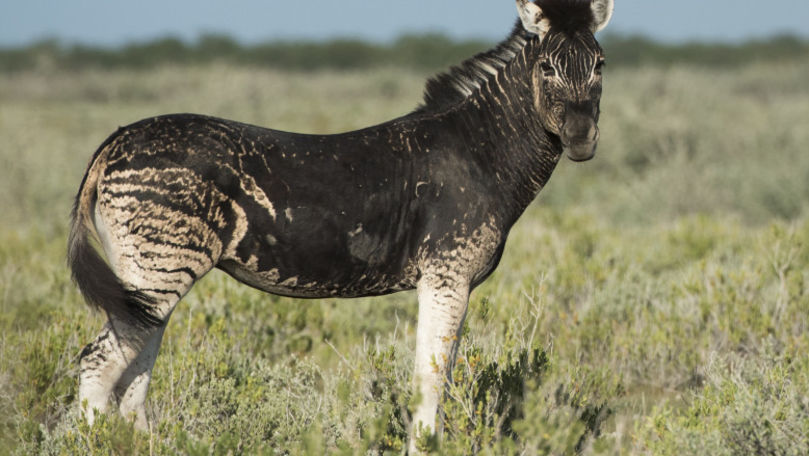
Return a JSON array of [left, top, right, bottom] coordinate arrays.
[[1, 58, 808, 454]]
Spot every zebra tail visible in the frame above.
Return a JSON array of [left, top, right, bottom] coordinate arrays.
[[67, 136, 163, 328]]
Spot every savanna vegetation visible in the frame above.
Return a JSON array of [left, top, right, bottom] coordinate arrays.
[[1, 35, 808, 454], [1, 33, 807, 73]]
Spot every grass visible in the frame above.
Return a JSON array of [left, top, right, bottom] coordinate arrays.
[[1, 57, 808, 454]]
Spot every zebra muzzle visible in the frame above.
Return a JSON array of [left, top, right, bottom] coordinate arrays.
[[561, 116, 599, 162]]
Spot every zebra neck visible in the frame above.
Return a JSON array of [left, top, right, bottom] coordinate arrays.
[[450, 52, 563, 221]]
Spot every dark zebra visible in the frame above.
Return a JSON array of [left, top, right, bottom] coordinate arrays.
[[68, 0, 613, 449]]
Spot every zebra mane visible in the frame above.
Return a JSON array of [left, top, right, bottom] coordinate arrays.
[[535, 0, 597, 35], [417, 22, 533, 113]]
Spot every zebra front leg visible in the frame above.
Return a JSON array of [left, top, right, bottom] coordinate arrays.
[[409, 275, 470, 452]]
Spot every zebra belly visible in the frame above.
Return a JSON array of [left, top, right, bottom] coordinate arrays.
[[216, 257, 417, 299]]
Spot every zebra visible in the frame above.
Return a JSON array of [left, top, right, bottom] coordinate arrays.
[[68, 0, 613, 450]]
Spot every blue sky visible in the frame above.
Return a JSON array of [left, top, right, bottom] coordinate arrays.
[[1, 0, 807, 47]]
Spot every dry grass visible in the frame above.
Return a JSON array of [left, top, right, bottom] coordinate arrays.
[[1, 59, 808, 454]]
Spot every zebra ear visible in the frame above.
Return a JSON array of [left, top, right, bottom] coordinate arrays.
[[516, 0, 550, 38], [591, 0, 614, 33]]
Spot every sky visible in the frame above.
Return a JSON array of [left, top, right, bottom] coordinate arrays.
[[1, 0, 808, 47]]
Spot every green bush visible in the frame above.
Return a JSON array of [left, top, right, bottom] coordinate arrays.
[[2, 33, 806, 73]]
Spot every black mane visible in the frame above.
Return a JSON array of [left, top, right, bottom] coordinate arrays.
[[417, 22, 533, 113], [536, 0, 596, 35], [417, 0, 595, 113]]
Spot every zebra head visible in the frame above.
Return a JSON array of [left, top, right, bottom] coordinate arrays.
[[517, 0, 613, 161]]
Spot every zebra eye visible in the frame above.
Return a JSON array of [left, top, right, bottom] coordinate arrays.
[[540, 61, 556, 78], [595, 59, 606, 74]]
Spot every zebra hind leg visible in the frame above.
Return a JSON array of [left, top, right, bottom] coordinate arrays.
[[113, 324, 167, 430], [78, 272, 198, 429], [74, 169, 222, 428], [79, 319, 162, 428]]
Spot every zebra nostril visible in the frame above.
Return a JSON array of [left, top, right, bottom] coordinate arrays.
[[588, 124, 600, 142], [562, 122, 578, 144], [562, 123, 573, 142]]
